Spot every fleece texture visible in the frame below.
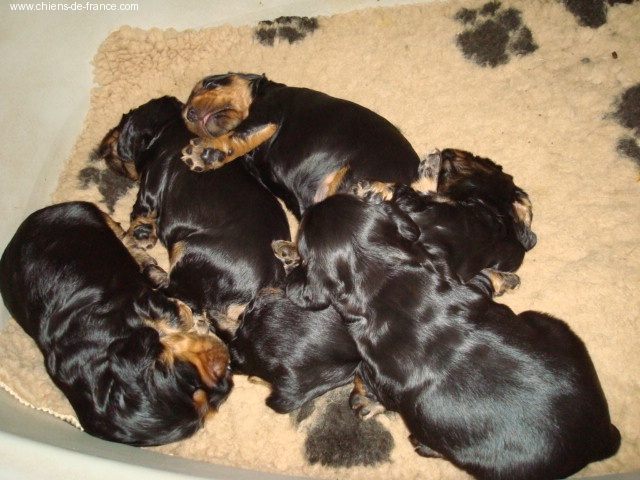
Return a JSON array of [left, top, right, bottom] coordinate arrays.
[[0, 0, 639, 478]]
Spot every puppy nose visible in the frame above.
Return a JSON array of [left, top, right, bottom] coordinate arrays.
[[185, 107, 198, 123]]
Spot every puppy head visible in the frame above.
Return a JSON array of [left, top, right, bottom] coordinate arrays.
[[84, 327, 232, 446], [286, 194, 420, 321], [438, 148, 537, 250], [183, 73, 265, 137], [94, 96, 184, 180]]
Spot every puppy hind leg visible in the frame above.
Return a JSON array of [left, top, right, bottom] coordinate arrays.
[[101, 210, 168, 288], [349, 374, 386, 421], [409, 435, 444, 459], [181, 123, 278, 171]]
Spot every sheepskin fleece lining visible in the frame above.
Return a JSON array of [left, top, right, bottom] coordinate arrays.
[[0, 0, 639, 478]]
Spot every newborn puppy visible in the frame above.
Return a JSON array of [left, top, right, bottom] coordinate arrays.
[[181, 73, 420, 218], [286, 194, 620, 480], [353, 148, 537, 282], [0, 202, 232, 446], [230, 287, 359, 413], [96, 96, 291, 339]]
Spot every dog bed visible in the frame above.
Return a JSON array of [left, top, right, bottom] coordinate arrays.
[[1, 0, 639, 478]]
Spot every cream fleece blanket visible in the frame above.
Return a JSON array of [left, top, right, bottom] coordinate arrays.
[[1, 0, 639, 478]]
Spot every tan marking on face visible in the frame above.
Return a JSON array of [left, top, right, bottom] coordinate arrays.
[[184, 75, 255, 137], [160, 332, 230, 388], [512, 195, 533, 228]]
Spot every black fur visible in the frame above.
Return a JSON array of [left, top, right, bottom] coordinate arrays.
[[230, 288, 359, 413], [393, 148, 537, 281], [185, 74, 421, 218], [0, 202, 232, 446], [286, 194, 620, 480], [96, 96, 290, 338]]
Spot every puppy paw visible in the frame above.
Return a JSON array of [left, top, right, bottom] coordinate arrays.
[[350, 179, 395, 203], [272, 239, 300, 274], [144, 264, 169, 289], [409, 435, 444, 458], [181, 137, 231, 172], [131, 223, 158, 249], [190, 313, 212, 336], [482, 268, 521, 296], [412, 149, 441, 193], [349, 387, 386, 421]]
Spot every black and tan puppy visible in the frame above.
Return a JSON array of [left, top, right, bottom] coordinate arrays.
[[286, 194, 620, 480], [181, 73, 421, 218], [229, 287, 359, 413], [96, 96, 291, 339], [234, 149, 537, 416], [0, 202, 232, 446], [353, 148, 537, 282]]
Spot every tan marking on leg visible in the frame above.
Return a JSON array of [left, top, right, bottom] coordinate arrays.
[[314, 166, 351, 203], [182, 123, 277, 171], [482, 268, 521, 296], [101, 210, 168, 288], [169, 241, 185, 270], [350, 179, 396, 202], [127, 210, 158, 250], [349, 374, 386, 420], [271, 239, 300, 274], [248, 376, 272, 388]]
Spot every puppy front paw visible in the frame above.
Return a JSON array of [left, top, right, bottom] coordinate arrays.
[[350, 179, 396, 203], [181, 138, 232, 172]]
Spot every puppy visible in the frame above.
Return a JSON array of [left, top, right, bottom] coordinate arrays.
[[286, 194, 620, 480], [353, 148, 537, 282], [229, 287, 359, 413], [96, 96, 291, 339], [181, 73, 420, 218], [0, 202, 232, 446], [241, 149, 536, 416]]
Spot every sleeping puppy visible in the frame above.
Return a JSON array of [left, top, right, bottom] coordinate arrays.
[[243, 148, 536, 416], [96, 96, 291, 339], [229, 287, 359, 413], [180, 73, 421, 218], [286, 194, 621, 480], [0, 202, 232, 446], [353, 148, 537, 282]]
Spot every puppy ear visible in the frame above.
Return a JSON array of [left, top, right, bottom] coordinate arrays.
[[511, 190, 537, 251], [285, 265, 331, 310]]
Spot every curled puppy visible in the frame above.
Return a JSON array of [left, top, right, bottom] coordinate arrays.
[[286, 194, 620, 480], [0, 202, 232, 446], [181, 73, 420, 218], [96, 96, 291, 339], [230, 287, 359, 413], [353, 148, 537, 282]]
